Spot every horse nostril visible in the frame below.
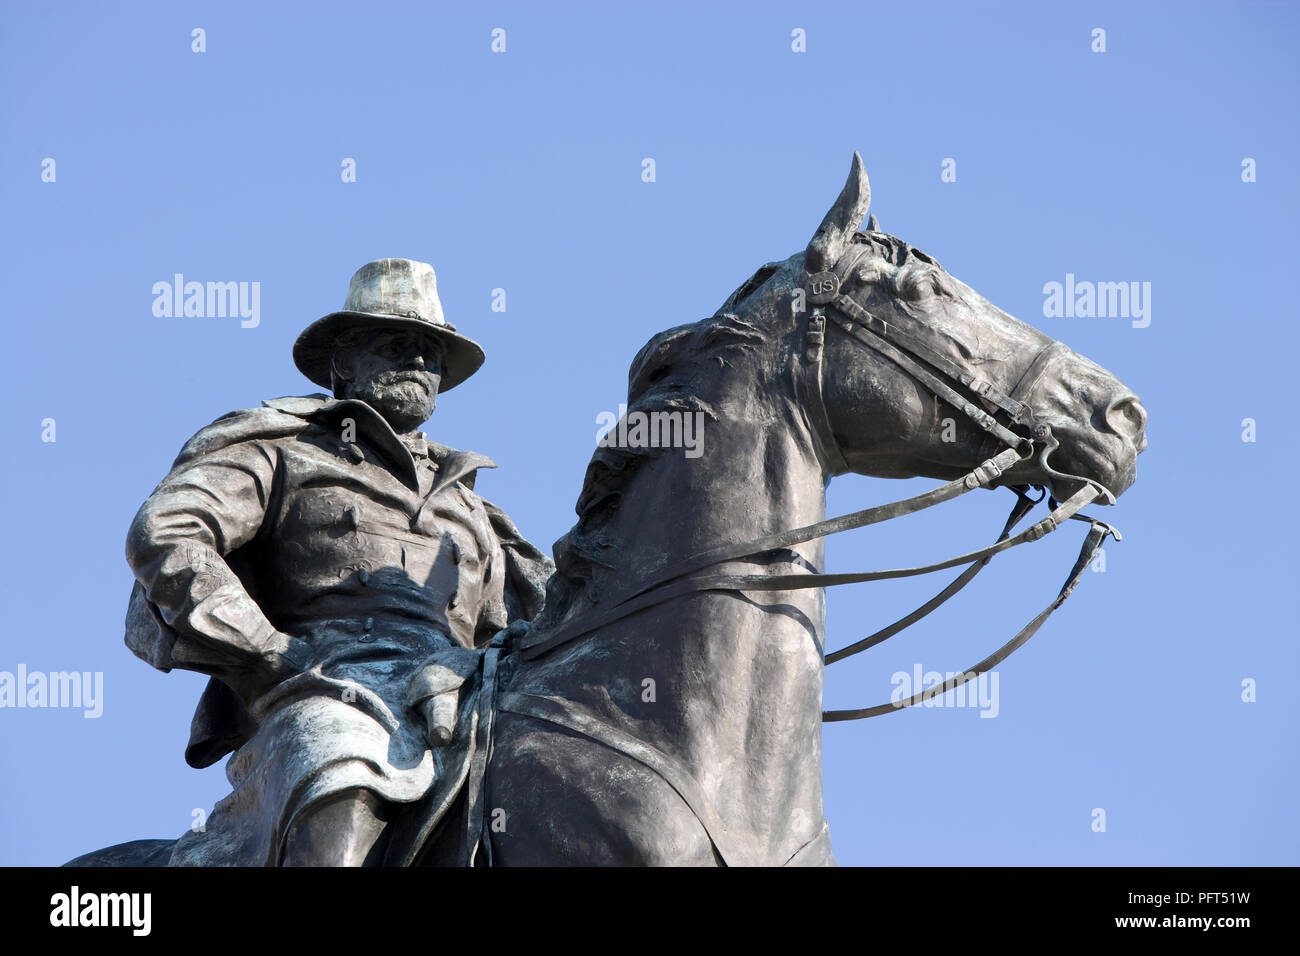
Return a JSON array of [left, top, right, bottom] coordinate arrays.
[[1108, 395, 1148, 449]]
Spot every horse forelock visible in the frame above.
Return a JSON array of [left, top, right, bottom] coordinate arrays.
[[840, 231, 954, 297]]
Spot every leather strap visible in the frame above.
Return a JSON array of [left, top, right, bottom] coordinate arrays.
[[828, 246, 1052, 435], [599, 484, 1094, 599], [824, 487, 1040, 665], [794, 308, 850, 476], [823, 517, 1113, 721], [464, 635, 504, 866], [1009, 340, 1069, 407], [519, 444, 1026, 660], [521, 479, 1090, 663], [828, 293, 1032, 452]]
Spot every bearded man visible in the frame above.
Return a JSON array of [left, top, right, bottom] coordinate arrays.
[[120, 258, 552, 866]]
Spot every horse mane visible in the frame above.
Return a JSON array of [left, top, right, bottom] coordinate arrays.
[[535, 279, 784, 627], [533, 229, 950, 627]]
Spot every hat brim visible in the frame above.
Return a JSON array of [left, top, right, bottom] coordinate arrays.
[[293, 312, 486, 393]]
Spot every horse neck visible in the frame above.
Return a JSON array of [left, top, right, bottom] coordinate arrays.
[[608, 375, 828, 577], [521, 362, 832, 850]]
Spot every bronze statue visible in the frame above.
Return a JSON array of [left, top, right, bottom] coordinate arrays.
[[107, 258, 551, 865], [70, 155, 1145, 866]]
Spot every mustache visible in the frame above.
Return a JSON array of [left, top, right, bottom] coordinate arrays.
[[372, 370, 432, 388]]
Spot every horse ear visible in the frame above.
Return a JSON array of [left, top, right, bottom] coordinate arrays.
[[805, 151, 871, 273], [867, 213, 880, 232]]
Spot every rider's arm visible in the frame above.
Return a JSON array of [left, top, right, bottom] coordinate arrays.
[[125, 439, 309, 700]]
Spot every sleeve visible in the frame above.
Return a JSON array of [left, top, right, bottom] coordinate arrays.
[[125, 439, 301, 685], [479, 496, 554, 622]]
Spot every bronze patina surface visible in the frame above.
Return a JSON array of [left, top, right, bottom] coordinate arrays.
[[68, 158, 1145, 867]]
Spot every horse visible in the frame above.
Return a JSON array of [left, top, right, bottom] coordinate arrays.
[[457, 153, 1146, 866], [66, 153, 1145, 867]]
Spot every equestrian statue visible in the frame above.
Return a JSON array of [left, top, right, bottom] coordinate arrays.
[[67, 154, 1146, 866]]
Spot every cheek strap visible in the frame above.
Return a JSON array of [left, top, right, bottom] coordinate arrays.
[[795, 303, 851, 476]]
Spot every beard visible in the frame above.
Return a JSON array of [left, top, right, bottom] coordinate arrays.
[[347, 371, 437, 432]]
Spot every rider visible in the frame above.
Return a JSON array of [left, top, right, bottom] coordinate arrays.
[[124, 259, 552, 865]]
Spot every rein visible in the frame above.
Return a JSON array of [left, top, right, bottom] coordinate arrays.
[[516, 262, 1122, 723]]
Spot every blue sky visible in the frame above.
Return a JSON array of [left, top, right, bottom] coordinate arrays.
[[2, 0, 1296, 866]]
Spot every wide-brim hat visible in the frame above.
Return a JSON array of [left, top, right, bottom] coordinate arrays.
[[293, 258, 485, 393]]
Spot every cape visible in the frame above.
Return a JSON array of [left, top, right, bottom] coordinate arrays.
[[123, 394, 555, 769]]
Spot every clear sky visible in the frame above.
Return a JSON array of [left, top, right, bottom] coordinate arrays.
[[2, 0, 1296, 866]]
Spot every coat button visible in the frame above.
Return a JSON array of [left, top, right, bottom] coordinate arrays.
[[359, 617, 375, 642]]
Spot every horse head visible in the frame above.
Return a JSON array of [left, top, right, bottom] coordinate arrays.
[[803, 153, 1147, 501]]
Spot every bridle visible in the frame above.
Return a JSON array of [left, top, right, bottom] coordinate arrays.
[[801, 247, 1119, 718], [516, 250, 1122, 724], [804, 242, 1118, 507]]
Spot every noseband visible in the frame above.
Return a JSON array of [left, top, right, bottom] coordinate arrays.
[[518, 257, 1121, 724]]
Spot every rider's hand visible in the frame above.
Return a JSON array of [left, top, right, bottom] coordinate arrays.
[[229, 633, 312, 704], [263, 633, 312, 682]]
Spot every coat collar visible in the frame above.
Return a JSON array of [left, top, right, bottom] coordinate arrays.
[[264, 394, 497, 493]]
